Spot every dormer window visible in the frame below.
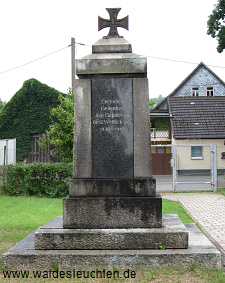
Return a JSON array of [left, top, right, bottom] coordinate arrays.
[[192, 87, 199, 96], [207, 87, 214, 96]]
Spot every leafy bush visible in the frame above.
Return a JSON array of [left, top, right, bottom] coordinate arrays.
[[39, 89, 74, 162], [155, 117, 170, 130], [2, 162, 73, 198]]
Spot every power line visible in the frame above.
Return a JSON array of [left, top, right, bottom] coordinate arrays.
[[145, 54, 225, 69], [0, 41, 91, 76], [70, 42, 92, 47], [145, 55, 198, 65], [206, 63, 225, 69], [0, 45, 70, 75], [1, 42, 225, 76]]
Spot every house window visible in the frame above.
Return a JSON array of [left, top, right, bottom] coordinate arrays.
[[207, 87, 214, 96], [191, 146, 203, 159], [157, 148, 165, 154], [192, 87, 199, 96]]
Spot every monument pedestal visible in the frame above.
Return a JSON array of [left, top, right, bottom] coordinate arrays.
[[64, 178, 162, 229], [63, 194, 162, 229], [68, 178, 157, 197]]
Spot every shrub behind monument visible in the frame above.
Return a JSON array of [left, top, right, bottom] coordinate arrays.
[[3, 162, 72, 197]]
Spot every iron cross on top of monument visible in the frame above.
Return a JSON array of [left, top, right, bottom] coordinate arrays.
[[98, 8, 129, 38]]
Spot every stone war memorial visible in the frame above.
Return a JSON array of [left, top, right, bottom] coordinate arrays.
[[2, 8, 221, 271]]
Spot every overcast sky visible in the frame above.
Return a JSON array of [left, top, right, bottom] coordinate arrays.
[[0, 0, 223, 102]]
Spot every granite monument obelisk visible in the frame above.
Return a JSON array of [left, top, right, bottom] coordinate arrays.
[[64, 7, 161, 229]]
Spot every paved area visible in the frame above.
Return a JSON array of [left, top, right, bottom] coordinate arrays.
[[161, 193, 225, 258], [154, 174, 225, 191]]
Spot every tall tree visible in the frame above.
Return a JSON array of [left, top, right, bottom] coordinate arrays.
[[149, 98, 156, 109], [149, 95, 165, 109], [207, 0, 225, 53], [39, 89, 74, 162]]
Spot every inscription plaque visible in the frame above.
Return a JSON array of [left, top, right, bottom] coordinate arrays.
[[92, 78, 133, 178]]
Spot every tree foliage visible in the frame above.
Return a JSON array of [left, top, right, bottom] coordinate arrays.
[[39, 89, 74, 162], [207, 0, 225, 53], [0, 98, 6, 113], [149, 98, 156, 109], [0, 78, 63, 162], [149, 94, 165, 109]]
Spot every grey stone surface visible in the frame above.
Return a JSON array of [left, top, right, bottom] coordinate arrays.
[[92, 78, 133, 178], [69, 178, 156, 197], [76, 53, 147, 78], [2, 217, 221, 270], [92, 37, 132, 53], [73, 79, 92, 178], [35, 215, 188, 250], [73, 78, 153, 180], [63, 194, 162, 229], [133, 78, 152, 177]]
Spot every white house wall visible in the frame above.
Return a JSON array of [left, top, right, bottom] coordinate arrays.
[[172, 138, 225, 174]]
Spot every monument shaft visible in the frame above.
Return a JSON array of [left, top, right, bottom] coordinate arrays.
[[64, 34, 160, 229]]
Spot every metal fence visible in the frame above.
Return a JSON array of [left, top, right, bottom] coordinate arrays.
[[0, 139, 16, 165], [152, 144, 218, 192]]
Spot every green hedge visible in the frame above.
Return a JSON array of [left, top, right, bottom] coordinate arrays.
[[2, 163, 73, 198]]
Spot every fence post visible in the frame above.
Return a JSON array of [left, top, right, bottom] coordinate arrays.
[[5, 139, 8, 165], [172, 145, 177, 191], [3, 146, 6, 166], [211, 144, 217, 192]]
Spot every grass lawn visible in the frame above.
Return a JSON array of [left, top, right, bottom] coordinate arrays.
[[217, 188, 225, 197], [0, 196, 62, 274], [0, 195, 224, 282], [162, 198, 193, 223]]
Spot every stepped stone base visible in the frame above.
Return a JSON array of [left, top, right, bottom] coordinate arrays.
[[2, 216, 221, 270], [35, 215, 188, 250]]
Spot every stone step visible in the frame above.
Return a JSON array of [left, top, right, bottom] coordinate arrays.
[[2, 219, 221, 271], [34, 215, 188, 250]]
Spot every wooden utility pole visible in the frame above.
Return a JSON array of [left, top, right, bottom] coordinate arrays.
[[71, 37, 76, 93]]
